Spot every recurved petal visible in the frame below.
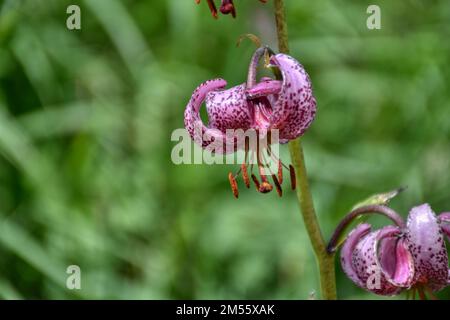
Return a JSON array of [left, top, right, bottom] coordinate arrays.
[[268, 54, 317, 141], [246, 80, 282, 99], [340, 223, 371, 288], [440, 212, 450, 286], [406, 204, 449, 292], [205, 83, 252, 133], [352, 226, 405, 295], [377, 230, 415, 288], [439, 212, 450, 284], [439, 212, 450, 239], [184, 79, 228, 148]]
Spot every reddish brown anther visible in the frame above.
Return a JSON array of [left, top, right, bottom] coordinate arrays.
[[259, 181, 273, 193], [196, 0, 218, 19], [289, 165, 297, 190], [277, 160, 283, 185], [251, 174, 261, 191], [228, 172, 239, 198], [241, 163, 250, 188], [272, 174, 282, 197]]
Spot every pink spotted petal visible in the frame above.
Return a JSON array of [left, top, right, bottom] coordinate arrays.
[[268, 54, 317, 141], [406, 204, 449, 292], [377, 232, 415, 288], [184, 79, 251, 153], [340, 223, 371, 288], [352, 226, 407, 295], [438, 213, 450, 285], [205, 83, 252, 133], [246, 80, 282, 99], [184, 79, 227, 149], [439, 212, 450, 240]]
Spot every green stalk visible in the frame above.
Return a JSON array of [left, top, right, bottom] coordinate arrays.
[[273, 0, 337, 300]]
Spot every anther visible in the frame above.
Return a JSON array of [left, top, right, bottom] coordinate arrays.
[[289, 165, 297, 190], [200, 0, 218, 19], [272, 175, 282, 197], [278, 161, 283, 185], [259, 180, 273, 193], [228, 172, 239, 198], [251, 174, 261, 191], [241, 164, 250, 188], [266, 130, 272, 156]]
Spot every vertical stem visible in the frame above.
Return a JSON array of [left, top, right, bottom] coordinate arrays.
[[273, 0, 337, 300], [273, 0, 289, 54]]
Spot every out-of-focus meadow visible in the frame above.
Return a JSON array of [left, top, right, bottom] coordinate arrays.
[[0, 0, 449, 299]]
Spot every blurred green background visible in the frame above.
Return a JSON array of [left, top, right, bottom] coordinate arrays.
[[0, 0, 449, 299]]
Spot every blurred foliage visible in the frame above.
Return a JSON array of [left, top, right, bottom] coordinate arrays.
[[0, 0, 449, 299]]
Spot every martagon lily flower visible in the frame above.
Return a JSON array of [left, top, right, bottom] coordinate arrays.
[[328, 203, 450, 298], [184, 47, 317, 198], [195, 0, 267, 19]]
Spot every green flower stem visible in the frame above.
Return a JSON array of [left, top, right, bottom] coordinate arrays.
[[273, 0, 337, 300]]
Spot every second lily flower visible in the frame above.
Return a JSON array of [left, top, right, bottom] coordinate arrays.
[[328, 203, 450, 298]]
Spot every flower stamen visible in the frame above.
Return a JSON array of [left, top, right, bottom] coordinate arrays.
[[260, 150, 284, 196], [272, 174, 283, 197], [424, 286, 438, 300], [225, 140, 297, 197], [278, 160, 283, 185], [256, 137, 273, 193], [219, 0, 236, 17], [417, 286, 427, 300], [241, 163, 250, 188], [196, 0, 219, 19], [251, 173, 261, 191], [289, 164, 297, 190], [228, 172, 239, 198]]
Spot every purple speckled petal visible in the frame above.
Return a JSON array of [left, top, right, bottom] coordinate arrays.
[[246, 80, 282, 99], [184, 79, 251, 153], [352, 226, 407, 295], [438, 213, 450, 285], [184, 79, 228, 148], [268, 54, 317, 141], [439, 212, 450, 239], [205, 83, 252, 133], [406, 204, 448, 292], [340, 223, 371, 288], [377, 232, 415, 288]]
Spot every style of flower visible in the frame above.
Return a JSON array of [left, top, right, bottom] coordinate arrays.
[[184, 47, 317, 198], [328, 203, 450, 298], [195, 0, 267, 19]]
